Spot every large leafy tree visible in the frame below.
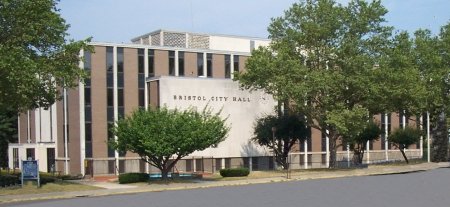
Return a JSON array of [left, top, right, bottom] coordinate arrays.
[[252, 113, 309, 169], [236, 0, 396, 168], [0, 107, 17, 167], [0, 0, 90, 165], [111, 107, 229, 179], [0, 0, 91, 111]]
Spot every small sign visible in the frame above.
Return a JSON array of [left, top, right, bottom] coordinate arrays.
[[21, 160, 40, 187]]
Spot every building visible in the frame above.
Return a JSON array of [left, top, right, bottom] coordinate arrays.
[[7, 30, 422, 176]]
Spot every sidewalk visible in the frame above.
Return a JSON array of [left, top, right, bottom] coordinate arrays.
[[1, 162, 449, 204]]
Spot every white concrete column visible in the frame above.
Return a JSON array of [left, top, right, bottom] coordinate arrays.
[[248, 157, 252, 171], [175, 50, 179, 76], [326, 130, 330, 168], [63, 87, 69, 175], [27, 111, 31, 143], [144, 48, 150, 174], [346, 144, 350, 167], [304, 139, 308, 169], [79, 49, 86, 176], [113, 46, 119, 175], [366, 141, 370, 164], [203, 53, 207, 77], [192, 158, 197, 172], [384, 114, 389, 161], [230, 55, 235, 79], [221, 158, 225, 169]]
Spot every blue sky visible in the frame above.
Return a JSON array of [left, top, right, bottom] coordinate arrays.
[[58, 0, 450, 43]]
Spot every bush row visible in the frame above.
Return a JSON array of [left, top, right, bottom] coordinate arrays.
[[118, 173, 149, 184], [0, 175, 20, 187], [219, 168, 250, 177]]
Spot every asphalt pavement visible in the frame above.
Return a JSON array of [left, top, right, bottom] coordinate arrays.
[[1, 162, 449, 206]]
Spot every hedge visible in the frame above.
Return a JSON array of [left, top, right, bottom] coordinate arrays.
[[219, 168, 250, 177], [118, 173, 148, 184], [0, 175, 20, 187]]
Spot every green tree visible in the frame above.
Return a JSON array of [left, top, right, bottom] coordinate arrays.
[[111, 107, 229, 179], [0, 0, 91, 166], [326, 106, 381, 165], [0, 107, 17, 167], [389, 127, 422, 163], [0, 0, 91, 111], [252, 113, 309, 169], [236, 0, 395, 168]]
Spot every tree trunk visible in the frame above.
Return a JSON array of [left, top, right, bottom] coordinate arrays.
[[329, 137, 338, 168], [161, 168, 170, 180], [431, 111, 449, 162], [400, 148, 409, 164]]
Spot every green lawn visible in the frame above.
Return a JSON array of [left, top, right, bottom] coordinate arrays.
[[0, 181, 102, 196]]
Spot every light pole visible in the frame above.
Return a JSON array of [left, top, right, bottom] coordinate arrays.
[[271, 126, 277, 170]]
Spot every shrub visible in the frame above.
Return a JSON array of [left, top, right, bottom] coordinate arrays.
[[0, 175, 19, 187], [219, 168, 250, 177], [118, 173, 148, 184]]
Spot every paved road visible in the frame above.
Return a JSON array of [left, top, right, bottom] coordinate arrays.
[[5, 168, 450, 207]]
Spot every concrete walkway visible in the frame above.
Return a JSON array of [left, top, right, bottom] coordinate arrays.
[[1, 162, 449, 204]]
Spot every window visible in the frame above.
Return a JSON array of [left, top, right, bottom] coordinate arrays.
[[197, 53, 204, 77], [13, 148, 19, 168], [107, 123, 115, 158], [138, 49, 144, 74], [117, 47, 124, 73], [233, 55, 239, 73], [225, 55, 231, 78], [207, 53, 213, 77], [85, 106, 92, 122], [85, 123, 92, 142], [169, 51, 175, 76], [106, 47, 113, 72], [148, 49, 154, 76], [84, 88, 91, 106], [139, 89, 145, 107], [107, 88, 113, 107], [26, 148, 35, 160], [178, 51, 185, 76], [118, 89, 124, 107]]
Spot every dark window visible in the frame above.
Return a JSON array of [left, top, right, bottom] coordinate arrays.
[[207, 53, 213, 77], [85, 106, 92, 122], [118, 89, 124, 107], [13, 148, 19, 168], [197, 53, 204, 77], [84, 88, 91, 106], [84, 51, 91, 71], [117, 47, 124, 73], [233, 55, 239, 73], [85, 142, 92, 158], [26, 148, 35, 160], [138, 74, 145, 89], [138, 49, 144, 74], [107, 107, 114, 121], [107, 88, 113, 107], [252, 157, 259, 171], [225, 55, 231, 78], [148, 49, 154, 76], [118, 107, 124, 119], [139, 89, 145, 107], [85, 123, 92, 142], [169, 51, 175, 76], [178, 51, 185, 76], [117, 73, 124, 88], [107, 123, 115, 158], [107, 73, 113, 87], [106, 47, 113, 72]]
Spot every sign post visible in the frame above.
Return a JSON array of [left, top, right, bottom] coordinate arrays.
[[21, 160, 40, 188]]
